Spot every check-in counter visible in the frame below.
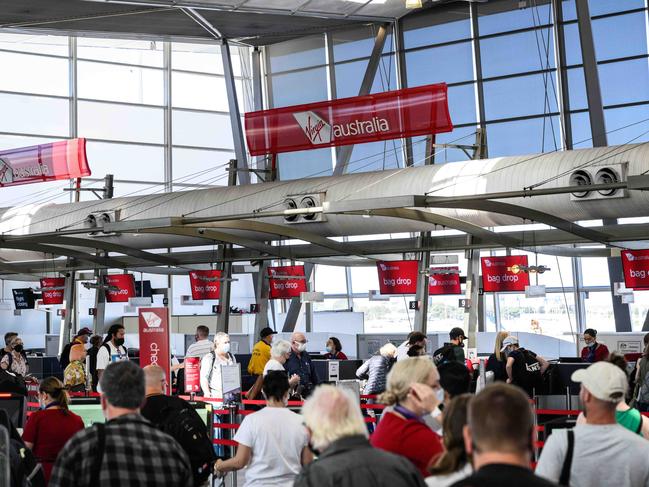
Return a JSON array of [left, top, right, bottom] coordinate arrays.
[[26, 356, 63, 381], [536, 361, 589, 410], [313, 359, 364, 382]]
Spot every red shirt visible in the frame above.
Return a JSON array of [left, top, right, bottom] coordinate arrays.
[[324, 351, 348, 360], [370, 410, 443, 477], [23, 408, 85, 482], [580, 343, 610, 363]]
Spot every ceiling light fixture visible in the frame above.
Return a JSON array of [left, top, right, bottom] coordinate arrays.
[[406, 0, 423, 8]]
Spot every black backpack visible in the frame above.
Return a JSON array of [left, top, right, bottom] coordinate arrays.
[[433, 344, 455, 366], [0, 409, 46, 487], [513, 348, 543, 387], [0, 368, 27, 396], [155, 403, 217, 487], [59, 342, 72, 370]]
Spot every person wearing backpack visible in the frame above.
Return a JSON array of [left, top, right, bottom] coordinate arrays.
[[502, 336, 549, 398], [141, 365, 216, 487], [59, 327, 92, 371], [63, 344, 88, 393], [95, 324, 128, 391], [199, 332, 236, 399], [433, 328, 467, 367]]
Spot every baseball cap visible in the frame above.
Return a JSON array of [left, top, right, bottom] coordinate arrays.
[[500, 336, 519, 352], [76, 327, 92, 336], [260, 327, 278, 338], [449, 327, 467, 340], [571, 361, 627, 403]]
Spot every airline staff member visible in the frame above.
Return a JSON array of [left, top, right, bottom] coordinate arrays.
[[247, 327, 277, 399]]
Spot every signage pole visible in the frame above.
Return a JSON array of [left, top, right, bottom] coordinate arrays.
[[414, 234, 431, 334], [58, 272, 75, 357], [464, 244, 480, 350]]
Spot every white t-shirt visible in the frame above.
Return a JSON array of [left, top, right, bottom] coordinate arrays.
[[185, 339, 213, 359], [95, 342, 128, 393], [426, 463, 472, 487], [234, 407, 308, 487], [536, 423, 649, 487], [263, 359, 285, 376], [396, 341, 409, 361], [200, 352, 236, 398]]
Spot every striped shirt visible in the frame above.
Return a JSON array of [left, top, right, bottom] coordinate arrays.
[[185, 339, 213, 359]]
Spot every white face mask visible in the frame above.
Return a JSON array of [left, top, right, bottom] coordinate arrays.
[[435, 387, 445, 404], [296, 342, 307, 353], [220, 343, 231, 354]]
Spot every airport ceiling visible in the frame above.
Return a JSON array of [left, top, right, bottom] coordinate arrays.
[[0, 0, 450, 46]]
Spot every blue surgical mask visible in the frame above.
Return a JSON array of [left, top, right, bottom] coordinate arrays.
[[435, 387, 445, 404], [326, 346, 333, 353], [221, 343, 231, 354]]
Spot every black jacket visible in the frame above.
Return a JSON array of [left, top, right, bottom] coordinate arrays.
[[486, 353, 508, 382], [294, 435, 426, 487]]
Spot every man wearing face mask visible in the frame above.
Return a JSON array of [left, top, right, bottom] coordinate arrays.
[[95, 324, 128, 390], [433, 328, 467, 367], [285, 332, 321, 398], [200, 332, 236, 399], [49, 361, 192, 487]]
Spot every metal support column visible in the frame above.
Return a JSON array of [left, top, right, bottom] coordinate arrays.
[[163, 41, 173, 193], [58, 271, 76, 356], [251, 47, 269, 181], [414, 234, 431, 334], [253, 261, 271, 336], [221, 39, 251, 185], [464, 244, 480, 348], [93, 263, 107, 335], [470, 2, 488, 154], [394, 19, 414, 166], [551, 0, 573, 150], [333, 23, 390, 176], [217, 160, 238, 333], [282, 263, 314, 332], [572, 257, 586, 334], [576, 0, 632, 331]]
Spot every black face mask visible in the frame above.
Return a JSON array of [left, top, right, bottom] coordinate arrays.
[[114, 337, 125, 347], [13, 344, 23, 353]]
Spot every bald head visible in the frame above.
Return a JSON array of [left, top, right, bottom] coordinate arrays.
[[291, 332, 307, 355], [143, 365, 166, 396]]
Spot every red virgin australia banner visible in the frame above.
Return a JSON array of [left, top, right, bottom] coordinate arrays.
[[104, 274, 136, 303], [138, 307, 171, 391], [376, 260, 418, 295], [189, 270, 222, 300], [621, 249, 649, 290], [428, 267, 461, 295], [40, 278, 65, 305], [0, 138, 90, 187], [245, 84, 453, 156], [481, 256, 530, 292], [268, 265, 307, 299]]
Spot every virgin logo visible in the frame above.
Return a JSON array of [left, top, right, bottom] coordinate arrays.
[[142, 312, 162, 328], [627, 254, 635, 261], [484, 259, 492, 267], [293, 111, 332, 145]]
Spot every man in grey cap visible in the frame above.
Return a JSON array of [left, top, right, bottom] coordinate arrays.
[[536, 361, 649, 487]]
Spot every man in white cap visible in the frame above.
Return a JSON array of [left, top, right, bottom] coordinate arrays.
[[536, 361, 649, 487]]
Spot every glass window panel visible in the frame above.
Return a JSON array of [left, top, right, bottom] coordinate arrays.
[[111, 181, 162, 197], [172, 147, 234, 182], [353, 297, 415, 333], [0, 51, 68, 96], [345, 140, 404, 173], [78, 101, 163, 144], [484, 73, 559, 120], [581, 257, 610, 286], [567, 67, 588, 110], [77, 37, 164, 67], [478, 2, 553, 36], [584, 291, 615, 332], [78, 61, 164, 105], [172, 72, 229, 111], [172, 110, 233, 149], [448, 83, 477, 126], [498, 292, 576, 341], [277, 148, 332, 180], [85, 141, 165, 181], [604, 104, 649, 145], [411, 125, 477, 166], [0, 134, 59, 150], [405, 42, 474, 86], [481, 29, 555, 79], [351, 266, 380, 293], [570, 111, 593, 148], [563, 22, 582, 66], [313, 298, 349, 312], [332, 26, 393, 62], [0, 33, 69, 56], [0, 180, 71, 207], [0, 93, 69, 136], [427, 296, 466, 332], [630, 291, 649, 331], [271, 67, 328, 106], [315, 265, 347, 294], [562, 0, 577, 21], [268, 36, 326, 73], [593, 12, 648, 61], [487, 116, 561, 157], [334, 55, 397, 99], [535, 254, 574, 288], [599, 58, 649, 107], [172, 42, 227, 75], [402, 6, 471, 49], [588, 0, 644, 16]]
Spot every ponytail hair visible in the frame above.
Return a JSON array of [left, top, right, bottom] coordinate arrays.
[[39, 377, 70, 411], [379, 357, 436, 406]]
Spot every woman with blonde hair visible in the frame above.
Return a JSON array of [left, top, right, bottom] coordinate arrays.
[[355, 342, 397, 396], [370, 357, 444, 478], [486, 331, 509, 382]]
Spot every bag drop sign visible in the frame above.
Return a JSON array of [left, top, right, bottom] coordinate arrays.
[[138, 307, 171, 392], [189, 270, 222, 300], [40, 277, 65, 305], [621, 249, 649, 290], [268, 265, 307, 299], [481, 256, 530, 292], [376, 260, 418, 295], [428, 267, 461, 295], [104, 274, 136, 303]]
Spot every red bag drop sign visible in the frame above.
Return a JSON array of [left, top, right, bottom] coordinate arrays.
[[0, 138, 90, 187], [245, 84, 453, 156], [428, 267, 461, 295], [104, 274, 136, 303], [184, 357, 201, 393], [481, 256, 530, 292], [138, 307, 171, 391], [268, 265, 307, 299], [376, 260, 418, 295], [622, 250, 649, 290], [40, 277, 65, 305], [189, 270, 222, 300]]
